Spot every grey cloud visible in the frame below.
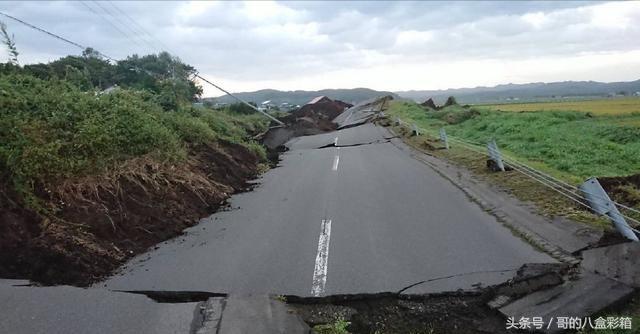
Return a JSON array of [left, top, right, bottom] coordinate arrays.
[[0, 1, 636, 91]]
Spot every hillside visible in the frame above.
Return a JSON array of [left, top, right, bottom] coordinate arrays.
[[396, 79, 640, 104], [206, 88, 399, 106], [0, 55, 270, 285]]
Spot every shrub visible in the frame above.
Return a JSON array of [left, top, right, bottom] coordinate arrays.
[[0, 73, 268, 207]]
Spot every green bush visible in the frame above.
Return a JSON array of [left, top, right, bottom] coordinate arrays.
[[0, 73, 269, 207], [161, 111, 217, 145]]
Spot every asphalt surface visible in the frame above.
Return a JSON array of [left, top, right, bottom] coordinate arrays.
[[0, 121, 556, 333], [103, 123, 554, 295], [0, 280, 198, 334]]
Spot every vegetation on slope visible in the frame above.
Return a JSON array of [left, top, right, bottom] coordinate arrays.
[[0, 47, 270, 285], [386, 99, 640, 229], [0, 72, 267, 211], [387, 100, 640, 179]]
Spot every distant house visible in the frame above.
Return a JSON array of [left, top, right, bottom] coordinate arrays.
[[280, 102, 298, 111], [261, 100, 276, 110]]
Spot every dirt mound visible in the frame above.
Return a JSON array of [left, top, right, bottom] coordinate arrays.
[[284, 96, 353, 131], [420, 98, 437, 110], [420, 96, 458, 110], [0, 142, 260, 286], [261, 96, 353, 151], [599, 173, 640, 208]]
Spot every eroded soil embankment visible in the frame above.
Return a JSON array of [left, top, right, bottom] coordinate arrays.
[[600, 174, 640, 209], [0, 141, 260, 286]]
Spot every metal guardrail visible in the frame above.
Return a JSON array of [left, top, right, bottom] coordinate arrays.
[[393, 117, 640, 242]]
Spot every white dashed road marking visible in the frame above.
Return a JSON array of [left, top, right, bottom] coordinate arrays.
[[311, 219, 332, 296]]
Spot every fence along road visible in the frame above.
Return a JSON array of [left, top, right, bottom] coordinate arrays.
[[396, 118, 640, 241]]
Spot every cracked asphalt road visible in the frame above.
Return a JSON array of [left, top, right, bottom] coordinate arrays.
[[103, 123, 555, 296]]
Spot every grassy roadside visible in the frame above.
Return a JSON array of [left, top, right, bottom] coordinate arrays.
[[384, 98, 640, 331], [0, 72, 271, 285], [1, 73, 269, 212], [387, 100, 640, 180], [383, 99, 640, 230]]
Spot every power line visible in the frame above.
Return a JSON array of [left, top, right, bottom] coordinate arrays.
[[106, 1, 173, 54], [92, 3, 284, 125], [90, 0, 156, 54], [79, 1, 138, 50], [0, 10, 115, 62], [195, 74, 284, 125], [0, 10, 283, 125]]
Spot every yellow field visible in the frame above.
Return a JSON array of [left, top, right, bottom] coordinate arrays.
[[487, 97, 640, 115]]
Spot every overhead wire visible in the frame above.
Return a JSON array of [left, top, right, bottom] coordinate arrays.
[[1, 7, 284, 126], [105, 1, 174, 54], [79, 1, 141, 52], [85, 2, 283, 125], [91, 0, 157, 54], [0, 10, 115, 62]]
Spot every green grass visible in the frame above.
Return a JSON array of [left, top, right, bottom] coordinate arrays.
[[313, 318, 351, 334], [486, 97, 640, 115], [0, 73, 269, 208], [387, 100, 640, 180]]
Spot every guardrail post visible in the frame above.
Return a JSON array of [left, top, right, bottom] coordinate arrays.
[[580, 178, 639, 241], [412, 124, 420, 136], [487, 140, 505, 171], [439, 128, 449, 150]]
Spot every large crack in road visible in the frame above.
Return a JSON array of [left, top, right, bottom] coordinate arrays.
[[3, 98, 631, 333]]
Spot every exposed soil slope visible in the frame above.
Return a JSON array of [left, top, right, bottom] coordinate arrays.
[[600, 173, 640, 209], [0, 142, 260, 286], [261, 96, 352, 152]]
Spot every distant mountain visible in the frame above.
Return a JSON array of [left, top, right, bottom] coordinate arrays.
[[206, 88, 399, 106], [396, 80, 640, 104]]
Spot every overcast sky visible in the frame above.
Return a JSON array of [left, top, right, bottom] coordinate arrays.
[[1, 1, 639, 97]]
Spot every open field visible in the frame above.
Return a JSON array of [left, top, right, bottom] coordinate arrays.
[[387, 100, 640, 179], [486, 97, 640, 115], [385, 99, 640, 228]]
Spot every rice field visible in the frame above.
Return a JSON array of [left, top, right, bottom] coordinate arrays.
[[487, 97, 640, 115]]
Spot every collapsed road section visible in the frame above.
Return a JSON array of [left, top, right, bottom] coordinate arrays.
[[3, 94, 638, 333], [260, 95, 392, 157], [261, 95, 353, 156], [3, 258, 636, 333]]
